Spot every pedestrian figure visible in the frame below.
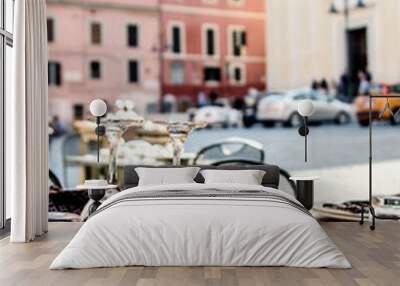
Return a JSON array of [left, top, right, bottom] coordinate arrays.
[[320, 78, 329, 96], [358, 71, 370, 95], [311, 80, 320, 92], [338, 70, 351, 102], [49, 115, 66, 138], [232, 97, 245, 110], [197, 91, 207, 107], [209, 91, 222, 106]]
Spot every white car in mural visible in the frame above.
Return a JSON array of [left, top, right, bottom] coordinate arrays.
[[193, 104, 242, 128], [256, 89, 353, 127]]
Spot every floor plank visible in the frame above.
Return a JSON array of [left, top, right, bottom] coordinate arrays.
[[0, 221, 399, 286]]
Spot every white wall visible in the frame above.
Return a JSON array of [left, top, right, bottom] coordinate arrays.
[[266, 0, 400, 91]]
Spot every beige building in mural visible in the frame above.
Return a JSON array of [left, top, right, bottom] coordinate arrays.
[[266, 0, 400, 91]]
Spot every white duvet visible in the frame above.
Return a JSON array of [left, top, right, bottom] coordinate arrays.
[[50, 183, 351, 269]]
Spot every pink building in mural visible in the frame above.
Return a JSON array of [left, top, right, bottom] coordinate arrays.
[[46, 0, 267, 120], [47, 0, 160, 123], [160, 0, 266, 105]]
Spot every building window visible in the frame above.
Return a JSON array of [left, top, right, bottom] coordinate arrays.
[[231, 28, 246, 57], [171, 25, 182, 54], [205, 27, 216, 56], [127, 24, 138, 47], [234, 67, 242, 82], [204, 67, 221, 82], [73, 104, 84, 121], [47, 18, 55, 43], [90, 22, 102, 45], [48, 61, 62, 86], [202, 24, 218, 57], [230, 64, 245, 85], [170, 62, 184, 85], [128, 60, 139, 83], [89, 61, 101, 79]]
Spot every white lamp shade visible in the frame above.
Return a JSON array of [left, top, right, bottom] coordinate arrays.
[[298, 100, 315, 117], [90, 99, 107, 117]]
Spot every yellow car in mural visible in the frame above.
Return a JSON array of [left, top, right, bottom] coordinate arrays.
[[355, 84, 400, 126]]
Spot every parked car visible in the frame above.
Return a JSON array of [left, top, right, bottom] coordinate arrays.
[[193, 103, 242, 128], [242, 91, 284, 128], [354, 83, 400, 126], [256, 89, 353, 127]]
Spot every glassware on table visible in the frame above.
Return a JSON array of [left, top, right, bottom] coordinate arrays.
[[166, 121, 205, 166], [103, 117, 144, 184], [167, 122, 190, 166], [104, 125, 121, 184]]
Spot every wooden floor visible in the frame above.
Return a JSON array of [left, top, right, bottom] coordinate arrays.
[[0, 222, 399, 286]]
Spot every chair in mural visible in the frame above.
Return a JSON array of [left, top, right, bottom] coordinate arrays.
[[48, 169, 89, 221], [193, 137, 296, 197], [193, 137, 265, 165]]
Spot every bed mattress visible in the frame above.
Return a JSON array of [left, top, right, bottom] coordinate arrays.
[[50, 183, 351, 269]]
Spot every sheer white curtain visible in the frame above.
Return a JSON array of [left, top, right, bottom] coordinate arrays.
[[7, 0, 48, 242]]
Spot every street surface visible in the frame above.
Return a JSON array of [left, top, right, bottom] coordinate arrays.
[[186, 122, 400, 172], [186, 122, 400, 202], [49, 122, 400, 203]]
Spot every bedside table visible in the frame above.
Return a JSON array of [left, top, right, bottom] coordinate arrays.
[[77, 184, 118, 215], [289, 176, 319, 210]]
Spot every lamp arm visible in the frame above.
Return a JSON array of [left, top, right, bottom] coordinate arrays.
[[304, 116, 308, 162], [96, 117, 101, 163]]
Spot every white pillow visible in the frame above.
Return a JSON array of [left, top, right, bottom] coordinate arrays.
[[135, 167, 200, 186], [200, 169, 266, 185]]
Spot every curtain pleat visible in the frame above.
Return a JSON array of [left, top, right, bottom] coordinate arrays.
[[9, 0, 48, 242]]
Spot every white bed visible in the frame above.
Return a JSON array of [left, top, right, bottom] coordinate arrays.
[[50, 183, 351, 269]]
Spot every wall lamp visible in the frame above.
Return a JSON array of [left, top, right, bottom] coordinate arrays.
[[89, 99, 107, 163], [297, 100, 315, 162]]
